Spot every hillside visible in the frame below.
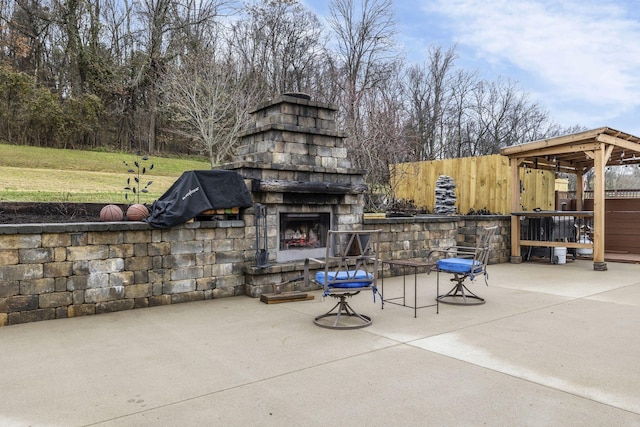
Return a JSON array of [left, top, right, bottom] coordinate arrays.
[[0, 144, 211, 204]]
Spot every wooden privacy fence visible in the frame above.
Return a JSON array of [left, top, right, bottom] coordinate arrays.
[[391, 154, 555, 215]]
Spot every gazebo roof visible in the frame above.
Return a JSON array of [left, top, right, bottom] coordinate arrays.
[[500, 127, 640, 174]]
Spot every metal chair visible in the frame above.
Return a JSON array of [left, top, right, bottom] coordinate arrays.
[[304, 230, 382, 329], [430, 226, 497, 305]]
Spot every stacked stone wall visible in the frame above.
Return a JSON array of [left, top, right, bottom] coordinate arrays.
[[456, 216, 511, 264], [0, 215, 510, 326], [0, 220, 250, 326], [245, 215, 510, 296], [363, 215, 510, 270]]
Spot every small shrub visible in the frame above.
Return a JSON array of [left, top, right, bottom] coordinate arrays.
[[386, 198, 427, 215]]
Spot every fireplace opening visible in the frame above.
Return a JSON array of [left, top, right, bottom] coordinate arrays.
[[279, 212, 330, 251]]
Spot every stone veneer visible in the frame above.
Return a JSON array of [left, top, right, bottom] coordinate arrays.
[[0, 216, 509, 326], [0, 220, 247, 326], [217, 94, 368, 264], [245, 215, 510, 296]]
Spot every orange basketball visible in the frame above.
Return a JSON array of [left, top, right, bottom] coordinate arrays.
[[100, 204, 124, 222], [126, 203, 149, 221]]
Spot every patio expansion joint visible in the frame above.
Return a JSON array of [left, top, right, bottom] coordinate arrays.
[[407, 299, 581, 348], [411, 340, 640, 417], [403, 295, 640, 416], [579, 281, 640, 304], [496, 280, 640, 303]]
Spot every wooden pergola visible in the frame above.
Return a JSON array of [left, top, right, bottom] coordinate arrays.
[[500, 127, 640, 271]]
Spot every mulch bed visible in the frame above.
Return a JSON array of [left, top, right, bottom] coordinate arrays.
[[0, 202, 113, 224]]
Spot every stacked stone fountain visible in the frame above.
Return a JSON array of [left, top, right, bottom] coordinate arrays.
[[434, 175, 457, 214]]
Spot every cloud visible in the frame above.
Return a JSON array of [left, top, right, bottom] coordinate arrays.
[[431, 0, 640, 127]]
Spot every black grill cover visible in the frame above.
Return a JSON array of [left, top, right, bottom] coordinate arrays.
[[145, 170, 252, 228]]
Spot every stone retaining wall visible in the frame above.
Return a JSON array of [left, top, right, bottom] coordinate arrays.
[[0, 215, 510, 326], [455, 216, 511, 264], [362, 215, 510, 277], [0, 220, 250, 326], [367, 215, 511, 263]]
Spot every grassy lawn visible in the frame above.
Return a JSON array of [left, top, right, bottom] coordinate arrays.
[[0, 144, 211, 203]]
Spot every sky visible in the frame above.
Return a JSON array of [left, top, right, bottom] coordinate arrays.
[[303, 0, 640, 137]]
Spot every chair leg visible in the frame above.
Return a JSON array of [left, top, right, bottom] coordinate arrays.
[[314, 294, 372, 329], [436, 274, 485, 305]]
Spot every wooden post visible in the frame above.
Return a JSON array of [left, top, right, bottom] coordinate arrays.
[[510, 157, 522, 263], [592, 144, 607, 270], [575, 172, 584, 211]]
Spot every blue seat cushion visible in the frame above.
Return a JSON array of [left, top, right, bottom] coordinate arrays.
[[437, 258, 483, 274], [315, 270, 373, 288]]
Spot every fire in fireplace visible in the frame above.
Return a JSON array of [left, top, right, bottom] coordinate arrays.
[[278, 212, 331, 262]]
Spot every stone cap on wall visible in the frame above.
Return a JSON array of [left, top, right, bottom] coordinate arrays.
[[216, 161, 367, 176], [0, 220, 244, 235], [249, 93, 337, 115]]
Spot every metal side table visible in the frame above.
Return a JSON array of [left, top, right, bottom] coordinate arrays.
[[381, 260, 438, 317]]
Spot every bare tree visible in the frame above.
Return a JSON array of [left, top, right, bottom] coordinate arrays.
[[440, 68, 478, 158], [327, 0, 398, 167], [361, 63, 408, 209], [403, 45, 457, 160], [470, 78, 550, 155], [164, 52, 254, 166], [129, 0, 225, 153], [229, 0, 326, 99], [434, 77, 554, 158], [303, 52, 342, 104]]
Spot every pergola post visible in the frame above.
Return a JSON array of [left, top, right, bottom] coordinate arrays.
[[510, 157, 522, 263], [575, 172, 584, 211], [592, 145, 607, 270]]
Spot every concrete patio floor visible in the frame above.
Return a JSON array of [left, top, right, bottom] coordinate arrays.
[[1, 259, 640, 426]]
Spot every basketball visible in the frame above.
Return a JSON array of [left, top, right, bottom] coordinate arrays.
[[100, 204, 124, 222], [126, 203, 149, 221]]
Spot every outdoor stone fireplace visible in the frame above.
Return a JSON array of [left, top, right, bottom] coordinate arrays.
[[217, 93, 367, 293], [0, 98, 512, 326]]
